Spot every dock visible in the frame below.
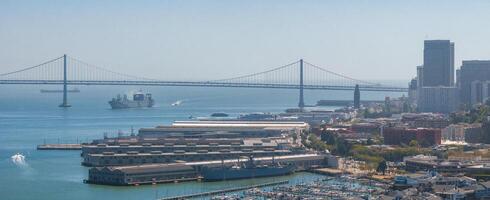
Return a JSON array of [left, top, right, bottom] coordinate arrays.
[[316, 100, 384, 106], [309, 168, 345, 176], [159, 180, 289, 200], [37, 144, 82, 150]]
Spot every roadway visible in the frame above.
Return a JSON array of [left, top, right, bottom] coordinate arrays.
[[0, 80, 408, 92]]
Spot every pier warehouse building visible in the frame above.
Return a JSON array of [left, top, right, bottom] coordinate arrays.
[[86, 154, 327, 186], [137, 121, 308, 138], [82, 121, 308, 167]]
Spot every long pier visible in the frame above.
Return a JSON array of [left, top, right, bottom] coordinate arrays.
[[37, 144, 82, 150], [159, 180, 289, 200], [316, 100, 385, 106]]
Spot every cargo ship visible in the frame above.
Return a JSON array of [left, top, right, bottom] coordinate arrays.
[[108, 91, 154, 109], [210, 112, 229, 117], [201, 157, 295, 181], [40, 88, 80, 93], [238, 112, 277, 120]]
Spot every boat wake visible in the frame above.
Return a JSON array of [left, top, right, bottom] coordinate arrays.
[[171, 100, 184, 106], [11, 153, 28, 167]]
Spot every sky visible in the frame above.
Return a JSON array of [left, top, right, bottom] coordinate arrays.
[[1, 0, 490, 81]]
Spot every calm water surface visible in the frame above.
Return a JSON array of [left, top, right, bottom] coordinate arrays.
[[0, 85, 402, 200]]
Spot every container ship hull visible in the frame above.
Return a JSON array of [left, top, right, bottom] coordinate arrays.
[[201, 165, 295, 181], [109, 100, 154, 109], [108, 91, 154, 109]]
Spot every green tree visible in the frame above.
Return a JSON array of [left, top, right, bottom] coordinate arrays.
[[367, 138, 374, 145], [335, 138, 351, 156], [409, 140, 419, 147], [321, 130, 337, 145], [307, 134, 328, 151], [376, 160, 387, 175], [363, 109, 370, 118]]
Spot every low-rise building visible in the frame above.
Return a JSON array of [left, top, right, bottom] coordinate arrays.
[[82, 138, 289, 156], [83, 149, 293, 167], [442, 123, 482, 142], [475, 181, 490, 199], [87, 163, 198, 185], [383, 127, 441, 147], [404, 155, 490, 176], [139, 121, 309, 138], [463, 124, 485, 143], [401, 113, 450, 129]]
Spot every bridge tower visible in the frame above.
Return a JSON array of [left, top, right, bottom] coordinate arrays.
[[298, 59, 305, 110], [59, 54, 71, 107]]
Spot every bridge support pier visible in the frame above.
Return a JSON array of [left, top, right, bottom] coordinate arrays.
[[59, 54, 71, 108], [298, 59, 305, 111]]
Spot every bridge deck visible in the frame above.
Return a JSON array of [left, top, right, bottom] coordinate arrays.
[[0, 80, 408, 92]]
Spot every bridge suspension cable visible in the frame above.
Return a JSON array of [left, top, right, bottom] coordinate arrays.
[[0, 55, 406, 92], [302, 61, 381, 86], [0, 56, 64, 77], [65, 56, 157, 81], [209, 60, 300, 85]]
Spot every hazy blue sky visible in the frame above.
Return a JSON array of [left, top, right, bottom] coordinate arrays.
[[1, 0, 490, 81]]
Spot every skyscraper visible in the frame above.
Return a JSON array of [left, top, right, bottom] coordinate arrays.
[[408, 78, 417, 105], [459, 60, 490, 105], [422, 40, 454, 87], [417, 40, 458, 113], [354, 84, 360, 109]]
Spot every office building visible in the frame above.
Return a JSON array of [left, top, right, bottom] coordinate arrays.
[[416, 40, 457, 113], [422, 40, 454, 87], [417, 86, 458, 113], [471, 80, 490, 105], [408, 78, 417, 105], [417, 66, 424, 87], [459, 60, 490, 105]]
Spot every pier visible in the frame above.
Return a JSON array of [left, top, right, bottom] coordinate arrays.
[[37, 144, 82, 150], [316, 100, 384, 106], [309, 168, 345, 176], [159, 180, 289, 200]]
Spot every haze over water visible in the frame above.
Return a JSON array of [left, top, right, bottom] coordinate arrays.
[[0, 85, 402, 199]]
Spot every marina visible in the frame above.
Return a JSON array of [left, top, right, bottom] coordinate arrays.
[[159, 180, 289, 200], [240, 177, 387, 199]]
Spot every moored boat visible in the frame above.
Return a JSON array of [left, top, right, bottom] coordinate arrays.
[[201, 156, 295, 181]]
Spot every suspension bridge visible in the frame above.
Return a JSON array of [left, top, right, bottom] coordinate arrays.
[[0, 55, 407, 108]]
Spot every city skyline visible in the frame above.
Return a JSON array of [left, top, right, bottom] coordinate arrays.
[[4, 2, 490, 199], [2, 1, 490, 80]]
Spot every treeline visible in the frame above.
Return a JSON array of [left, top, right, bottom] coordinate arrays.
[[451, 99, 490, 124], [306, 130, 429, 170]]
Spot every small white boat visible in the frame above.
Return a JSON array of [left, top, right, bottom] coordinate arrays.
[[11, 153, 26, 166]]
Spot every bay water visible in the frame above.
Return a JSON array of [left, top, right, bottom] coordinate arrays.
[[0, 85, 402, 199]]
